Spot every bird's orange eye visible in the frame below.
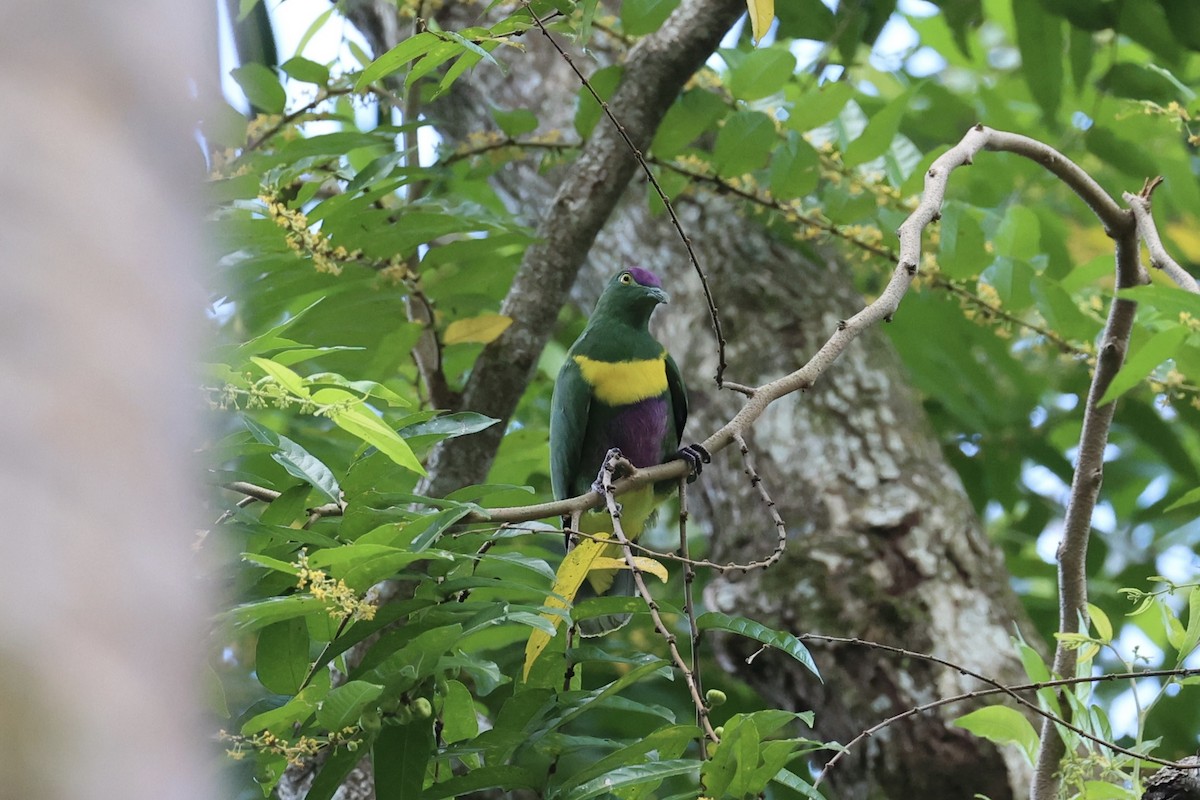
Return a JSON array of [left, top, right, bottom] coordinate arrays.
[[619, 272, 633, 284]]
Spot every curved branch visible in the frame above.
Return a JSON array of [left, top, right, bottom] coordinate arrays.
[[1124, 180, 1200, 293]]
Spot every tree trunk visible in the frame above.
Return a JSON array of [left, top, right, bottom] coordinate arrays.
[[0, 4, 214, 800], [347, 2, 1040, 797]]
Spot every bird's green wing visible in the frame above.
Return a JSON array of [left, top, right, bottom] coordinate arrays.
[[665, 352, 688, 447], [550, 357, 590, 500]]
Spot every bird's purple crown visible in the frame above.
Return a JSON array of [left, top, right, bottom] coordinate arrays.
[[627, 267, 661, 287]]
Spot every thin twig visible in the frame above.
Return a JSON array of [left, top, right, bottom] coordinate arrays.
[[804, 634, 1194, 787], [600, 450, 719, 745], [820, 658, 1200, 779], [677, 476, 707, 758], [220, 481, 343, 518], [732, 432, 788, 572]]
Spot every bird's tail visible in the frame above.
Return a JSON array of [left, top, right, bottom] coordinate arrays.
[[574, 567, 634, 637]]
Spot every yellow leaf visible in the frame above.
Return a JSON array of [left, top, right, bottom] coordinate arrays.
[[746, 0, 775, 44], [591, 556, 669, 583], [443, 314, 513, 346], [523, 535, 610, 680]]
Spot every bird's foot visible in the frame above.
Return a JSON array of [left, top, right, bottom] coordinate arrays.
[[675, 443, 712, 483]]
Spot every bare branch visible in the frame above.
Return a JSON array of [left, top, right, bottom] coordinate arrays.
[[599, 450, 719, 745], [1032, 170, 1143, 800], [814, 651, 1200, 781], [1124, 181, 1200, 293]]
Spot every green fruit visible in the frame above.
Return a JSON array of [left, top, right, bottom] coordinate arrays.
[[412, 697, 433, 719]]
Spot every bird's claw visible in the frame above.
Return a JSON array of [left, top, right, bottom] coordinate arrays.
[[675, 443, 712, 483]]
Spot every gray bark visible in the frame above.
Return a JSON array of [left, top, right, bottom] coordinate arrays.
[[346, 2, 1040, 798], [0, 3, 214, 800]]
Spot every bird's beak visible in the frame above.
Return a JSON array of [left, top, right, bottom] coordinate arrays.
[[649, 287, 669, 304]]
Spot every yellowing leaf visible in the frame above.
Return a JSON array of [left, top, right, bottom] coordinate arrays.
[[251, 356, 311, 398], [444, 314, 512, 346], [746, 0, 775, 44], [591, 556, 669, 583], [523, 535, 610, 680]]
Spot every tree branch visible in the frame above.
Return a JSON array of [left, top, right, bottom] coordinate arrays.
[[1031, 181, 1143, 800], [1124, 178, 1200, 293]]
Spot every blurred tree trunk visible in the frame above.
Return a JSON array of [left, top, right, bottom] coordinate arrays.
[[0, 3, 214, 800], [347, 2, 1040, 798]]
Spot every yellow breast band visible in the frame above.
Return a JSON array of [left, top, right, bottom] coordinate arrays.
[[573, 354, 667, 405]]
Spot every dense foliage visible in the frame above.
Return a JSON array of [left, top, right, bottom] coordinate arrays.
[[203, 0, 1200, 797]]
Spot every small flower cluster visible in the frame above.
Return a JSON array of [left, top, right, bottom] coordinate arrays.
[[1139, 100, 1199, 146], [259, 189, 360, 275], [294, 551, 377, 621], [219, 727, 361, 767]]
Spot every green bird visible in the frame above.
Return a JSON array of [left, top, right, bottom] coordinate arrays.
[[550, 267, 709, 635]]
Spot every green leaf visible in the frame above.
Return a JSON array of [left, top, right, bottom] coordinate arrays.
[[728, 47, 796, 102], [650, 89, 728, 158], [231, 63, 287, 114], [306, 732, 377, 800], [281, 56, 330, 85], [767, 131, 820, 199], [621, 0, 681, 36], [1165, 486, 1200, 512], [1087, 603, 1113, 642], [398, 412, 498, 440], [937, 202, 990, 279], [556, 724, 700, 793], [1118, 285, 1200, 319], [954, 705, 1039, 763], [696, 612, 820, 679], [1032, 280, 1096, 342], [993, 205, 1041, 261], [843, 91, 910, 167], [714, 110, 776, 177], [375, 720, 434, 800], [982, 259, 1036, 312], [562, 760, 698, 800], [225, 596, 329, 632], [308, 373, 411, 407], [786, 81, 852, 132], [574, 65, 623, 139], [492, 107, 539, 137], [296, 4, 337, 56], [440, 680, 479, 743], [364, 625, 463, 693], [250, 356, 311, 398], [256, 618, 311, 695], [1012, 0, 1063, 121], [243, 416, 341, 504], [1176, 586, 1200, 664], [1161, 0, 1200, 49], [1068, 27, 1094, 89], [241, 684, 326, 736], [330, 405, 426, 475], [409, 506, 473, 551], [317, 680, 384, 730], [356, 32, 441, 90], [421, 766, 540, 799], [775, 0, 835, 40], [1098, 325, 1189, 405], [1099, 62, 1193, 105], [771, 767, 828, 799]]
